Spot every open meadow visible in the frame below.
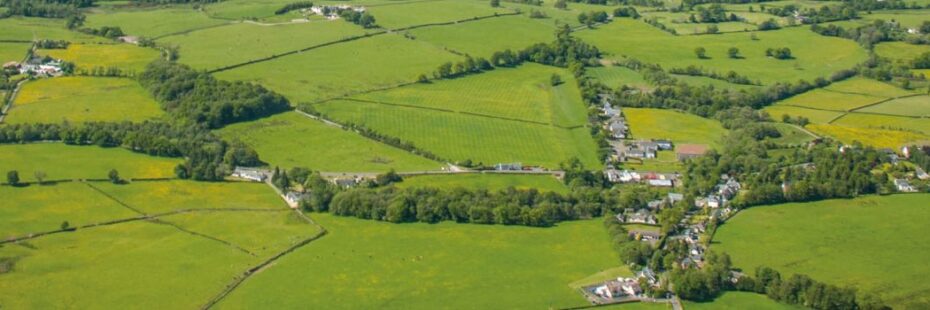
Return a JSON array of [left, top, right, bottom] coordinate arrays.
[[0, 42, 29, 63], [623, 108, 726, 148], [41, 43, 160, 73], [0, 17, 102, 42], [366, 0, 511, 29], [5, 77, 163, 124], [0, 143, 180, 182], [713, 194, 930, 309], [84, 6, 228, 38], [874, 41, 930, 63], [407, 15, 555, 58], [684, 292, 799, 310], [396, 173, 569, 194], [90, 180, 286, 213]]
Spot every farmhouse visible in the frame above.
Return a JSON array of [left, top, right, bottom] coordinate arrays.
[[654, 139, 673, 150], [231, 167, 267, 182], [592, 278, 641, 300], [621, 141, 659, 160], [629, 230, 661, 242], [676, 144, 708, 161], [667, 192, 684, 204]]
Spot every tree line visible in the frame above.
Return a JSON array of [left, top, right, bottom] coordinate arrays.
[[733, 267, 889, 310], [274, 1, 313, 15], [0, 0, 90, 18]]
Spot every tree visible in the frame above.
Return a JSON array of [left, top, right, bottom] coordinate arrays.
[[108, 169, 121, 184], [921, 21, 930, 34], [34, 170, 47, 185], [727, 47, 740, 59], [554, 0, 567, 9], [61, 221, 70, 230], [417, 74, 429, 83], [706, 24, 719, 34], [6, 170, 20, 186], [694, 47, 707, 59], [550, 73, 563, 86], [490, 0, 500, 7]]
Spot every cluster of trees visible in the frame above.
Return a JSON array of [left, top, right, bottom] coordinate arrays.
[[757, 18, 780, 31], [764, 4, 857, 24], [811, 20, 906, 48], [129, 0, 222, 4], [34, 40, 70, 49], [644, 17, 678, 34], [274, 1, 313, 15], [138, 61, 290, 128], [429, 55, 493, 80], [521, 25, 602, 67], [77, 26, 125, 39], [0, 0, 90, 18], [691, 4, 737, 23], [613, 6, 640, 18], [669, 251, 733, 301], [0, 122, 261, 181], [669, 65, 760, 85], [909, 145, 930, 171], [577, 11, 609, 27], [734, 267, 889, 310], [76, 66, 129, 77], [765, 47, 792, 59], [338, 9, 377, 28]]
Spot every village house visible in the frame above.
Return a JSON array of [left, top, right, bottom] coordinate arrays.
[[601, 100, 621, 118], [607, 119, 628, 139], [667, 192, 684, 204], [676, 144, 708, 161], [618, 209, 657, 225], [285, 191, 309, 205], [654, 139, 673, 150], [646, 200, 665, 210], [311, 4, 366, 20], [916, 167, 929, 181], [231, 167, 267, 182], [2, 61, 20, 71], [592, 278, 642, 300], [621, 141, 659, 160], [894, 179, 916, 192], [629, 230, 661, 243]]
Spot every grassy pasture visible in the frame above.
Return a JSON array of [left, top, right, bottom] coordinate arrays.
[[672, 74, 762, 91], [159, 20, 368, 70], [92, 180, 286, 214], [832, 113, 930, 135], [6, 77, 163, 124], [0, 182, 136, 238], [807, 123, 929, 149], [713, 194, 930, 309], [0, 221, 256, 309], [215, 34, 461, 102], [858, 95, 930, 117], [0, 17, 101, 42], [84, 6, 228, 38], [874, 41, 930, 63], [216, 213, 617, 309], [353, 63, 588, 127], [824, 77, 918, 98], [0, 144, 180, 182], [623, 108, 726, 148], [684, 292, 799, 309], [367, 0, 511, 29], [161, 210, 320, 258], [767, 122, 816, 145], [577, 19, 867, 85], [861, 10, 930, 29], [316, 99, 602, 169], [41, 43, 160, 73], [0, 42, 29, 64], [775, 89, 882, 111], [588, 65, 651, 90], [203, 0, 292, 19], [408, 15, 555, 57], [641, 11, 756, 34], [217, 112, 441, 172], [762, 104, 844, 124], [395, 173, 569, 193]]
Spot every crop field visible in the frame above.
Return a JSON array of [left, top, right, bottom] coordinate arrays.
[[41, 43, 160, 73], [858, 95, 930, 117], [158, 20, 368, 70], [84, 6, 228, 38], [577, 19, 868, 85], [762, 103, 846, 123], [807, 124, 929, 149], [91, 180, 286, 213], [215, 213, 617, 309], [0, 144, 180, 182], [684, 292, 798, 310], [0, 42, 28, 63], [874, 41, 930, 63], [713, 194, 930, 309], [316, 99, 602, 169], [6, 77, 163, 124], [352, 63, 587, 127], [396, 173, 569, 193], [0, 17, 101, 42], [217, 112, 441, 172], [367, 0, 511, 29], [408, 15, 555, 57], [215, 33, 461, 102], [832, 113, 930, 135], [624, 108, 726, 148]]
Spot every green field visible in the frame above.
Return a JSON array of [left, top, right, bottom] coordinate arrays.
[[0, 17, 101, 42], [763, 105, 843, 124], [408, 15, 555, 57], [159, 20, 368, 70], [858, 95, 930, 117], [367, 0, 511, 29], [874, 41, 930, 63], [713, 194, 930, 309], [0, 42, 29, 63], [396, 173, 569, 193], [41, 43, 160, 73], [807, 123, 929, 149], [672, 74, 762, 91], [624, 108, 726, 148], [217, 112, 442, 172], [684, 292, 799, 310], [0, 143, 181, 182], [641, 11, 756, 35], [216, 33, 461, 102], [861, 10, 930, 29], [774, 89, 882, 112], [767, 122, 817, 146], [832, 113, 930, 135], [6, 77, 163, 124], [84, 6, 228, 38], [577, 19, 867, 85], [588, 65, 652, 90], [0, 182, 137, 238], [824, 77, 917, 98], [159, 210, 318, 258], [216, 213, 618, 309], [91, 180, 286, 213]]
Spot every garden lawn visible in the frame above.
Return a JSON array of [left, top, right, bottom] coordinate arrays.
[[858, 95, 930, 117], [408, 15, 555, 57], [367, 0, 511, 29], [41, 43, 160, 73], [396, 173, 569, 194], [161, 210, 321, 258], [0, 143, 181, 182], [807, 124, 929, 149], [623, 108, 726, 148], [0, 182, 137, 238], [0, 42, 29, 64], [713, 194, 930, 309], [874, 41, 930, 63], [0, 221, 256, 309], [216, 112, 441, 172], [84, 6, 229, 38], [215, 33, 461, 102], [215, 214, 618, 309], [92, 180, 286, 214], [159, 20, 368, 70], [315, 99, 602, 169], [577, 19, 867, 85], [0, 17, 101, 42], [353, 63, 588, 127], [6, 77, 163, 124], [684, 292, 799, 309]]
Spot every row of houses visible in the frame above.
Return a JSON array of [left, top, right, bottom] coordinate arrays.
[[604, 168, 678, 187], [695, 177, 741, 209]]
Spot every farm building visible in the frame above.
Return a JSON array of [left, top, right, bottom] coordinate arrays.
[[231, 167, 267, 182], [676, 144, 708, 161]]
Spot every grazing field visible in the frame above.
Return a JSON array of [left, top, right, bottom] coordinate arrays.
[[217, 112, 441, 172], [216, 214, 617, 309], [0, 17, 101, 42], [763, 104, 844, 124], [0, 182, 136, 238], [160, 210, 319, 258], [316, 99, 602, 169], [767, 123, 817, 146], [159, 20, 368, 70], [6, 77, 163, 124], [577, 19, 867, 85], [807, 124, 929, 149], [832, 113, 930, 135], [395, 173, 569, 193], [84, 6, 228, 38], [713, 194, 930, 309], [858, 95, 930, 117], [408, 15, 555, 57], [684, 292, 798, 310], [0, 42, 29, 63], [367, 0, 511, 29], [0, 144, 181, 182], [623, 108, 726, 148], [641, 12, 756, 35], [353, 64, 587, 127], [91, 180, 286, 214], [41, 43, 160, 73], [874, 41, 930, 63], [588, 65, 651, 90], [773, 89, 882, 111], [861, 10, 930, 29], [215, 34, 461, 102], [671, 74, 762, 91], [824, 77, 918, 98]]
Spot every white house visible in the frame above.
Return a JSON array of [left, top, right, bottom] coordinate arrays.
[[232, 167, 267, 182]]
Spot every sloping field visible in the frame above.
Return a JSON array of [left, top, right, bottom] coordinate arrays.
[[0, 17, 101, 42], [217, 112, 441, 172], [215, 34, 461, 102], [0, 42, 29, 63], [832, 113, 930, 135], [160, 211, 320, 258], [216, 214, 617, 309], [577, 19, 867, 85], [408, 15, 555, 57], [807, 123, 929, 149], [0, 144, 181, 182], [6, 77, 163, 124], [41, 43, 160, 73], [874, 41, 930, 63], [159, 20, 368, 70], [367, 0, 511, 29], [684, 292, 799, 310], [858, 95, 930, 117], [352, 64, 588, 127], [774, 89, 882, 112], [624, 108, 726, 148], [588, 66, 651, 90], [0, 182, 136, 238], [92, 180, 286, 213], [396, 173, 569, 193], [84, 6, 228, 38], [316, 99, 602, 169], [713, 194, 930, 309], [824, 77, 918, 98]]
